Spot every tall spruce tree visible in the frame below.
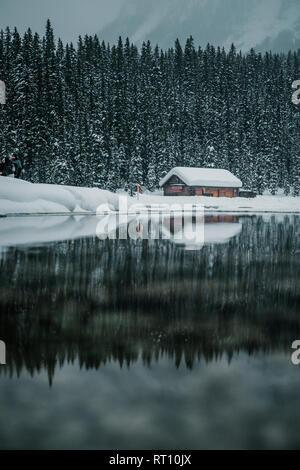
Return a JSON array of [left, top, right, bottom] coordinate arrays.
[[0, 21, 299, 194]]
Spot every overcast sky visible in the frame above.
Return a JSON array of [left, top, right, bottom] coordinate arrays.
[[0, 0, 125, 43]]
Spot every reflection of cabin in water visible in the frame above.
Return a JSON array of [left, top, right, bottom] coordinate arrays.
[[159, 167, 242, 197], [164, 214, 239, 235], [162, 214, 242, 248]]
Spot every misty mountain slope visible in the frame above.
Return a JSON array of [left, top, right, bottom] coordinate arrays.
[[98, 0, 300, 51]]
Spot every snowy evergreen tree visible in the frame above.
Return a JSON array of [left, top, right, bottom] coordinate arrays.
[[0, 20, 299, 193]]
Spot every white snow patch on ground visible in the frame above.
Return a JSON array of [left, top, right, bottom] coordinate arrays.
[[0, 176, 299, 215], [0, 177, 121, 214], [139, 193, 300, 214]]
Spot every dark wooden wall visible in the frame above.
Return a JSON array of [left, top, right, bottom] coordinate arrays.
[[163, 176, 239, 197]]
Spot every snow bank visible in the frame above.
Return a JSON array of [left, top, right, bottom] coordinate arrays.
[[0, 176, 120, 214], [140, 193, 300, 214], [0, 176, 299, 216]]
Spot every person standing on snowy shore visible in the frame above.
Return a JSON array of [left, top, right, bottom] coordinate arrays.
[[0, 157, 15, 177], [11, 153, 22, 179]]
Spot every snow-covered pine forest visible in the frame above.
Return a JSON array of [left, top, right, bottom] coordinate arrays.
[[0, 20, 299, 195]]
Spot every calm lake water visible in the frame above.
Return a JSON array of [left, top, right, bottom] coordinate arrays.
[[0, 214, 300, 449]]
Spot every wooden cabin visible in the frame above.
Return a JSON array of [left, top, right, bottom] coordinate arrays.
[[159, 167, 242, 197]]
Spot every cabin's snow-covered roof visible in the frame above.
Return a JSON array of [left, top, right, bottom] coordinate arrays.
[[159, 167, 242, 188]]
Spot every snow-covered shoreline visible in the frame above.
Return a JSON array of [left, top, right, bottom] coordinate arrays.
[[0, 176, 122, 215], [0, 176, 300, 216], [139, 193, 300, 214]]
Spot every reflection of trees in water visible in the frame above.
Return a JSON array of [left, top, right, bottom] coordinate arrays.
[[0, 215, 299, 383]]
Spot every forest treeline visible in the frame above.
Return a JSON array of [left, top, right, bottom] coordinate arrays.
[[0, 20, 299, 194]]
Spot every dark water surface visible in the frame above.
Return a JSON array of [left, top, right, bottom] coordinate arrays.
[[0, 214, 300, 449]]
